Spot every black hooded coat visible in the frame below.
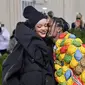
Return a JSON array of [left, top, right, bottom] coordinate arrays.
[[2, 22, 55, 85]]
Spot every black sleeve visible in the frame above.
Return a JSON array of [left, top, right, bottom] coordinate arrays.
[[15, 22, 36, 59], [2, 44, 23, 85]]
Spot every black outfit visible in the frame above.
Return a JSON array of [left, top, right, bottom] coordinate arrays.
[[2, 22, 56, 85]]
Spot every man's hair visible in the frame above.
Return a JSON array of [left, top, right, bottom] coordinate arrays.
[[59, 18, 70, 32], [48, 11, 54, 18], [52, 17, 69, 32]]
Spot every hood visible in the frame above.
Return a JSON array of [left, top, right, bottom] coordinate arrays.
[[15, 22, 40, 46], [15, 22, 49, 55]]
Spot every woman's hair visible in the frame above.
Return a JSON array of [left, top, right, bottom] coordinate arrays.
[[76, 13, 82, 19]]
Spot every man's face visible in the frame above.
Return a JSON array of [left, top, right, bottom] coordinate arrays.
[[47, 17, 53, 27], [48, 22, 63, 40]]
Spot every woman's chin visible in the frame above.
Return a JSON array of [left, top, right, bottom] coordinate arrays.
[[40, 34, 46, 38]]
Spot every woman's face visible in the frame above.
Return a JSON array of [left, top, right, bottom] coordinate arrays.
[[35, 19, 48, 38]]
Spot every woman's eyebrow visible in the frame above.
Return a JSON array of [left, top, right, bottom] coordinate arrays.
[[37, 24, 42, 26]]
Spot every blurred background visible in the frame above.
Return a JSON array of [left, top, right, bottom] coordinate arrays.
[[0, 0, 85, 34]]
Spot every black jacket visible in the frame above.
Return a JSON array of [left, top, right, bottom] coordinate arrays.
[[2, 22, 55, 85]]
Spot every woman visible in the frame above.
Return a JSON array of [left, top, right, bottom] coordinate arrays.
[[71, 13, 85, 30], [2, 6, 55, 85]]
